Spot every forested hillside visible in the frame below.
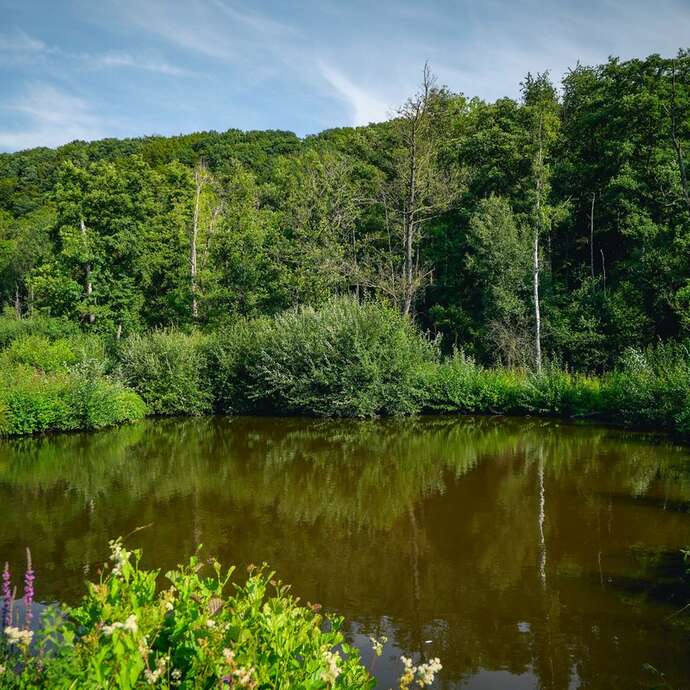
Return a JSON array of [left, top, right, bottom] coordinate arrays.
[[1, 50, 689, 372]]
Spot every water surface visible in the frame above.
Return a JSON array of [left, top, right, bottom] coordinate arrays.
[[1, 416, 690, 689]]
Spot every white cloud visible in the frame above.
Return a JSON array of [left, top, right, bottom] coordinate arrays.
[[93, 51, 197, 77], [0, 84, 109, 151], [318, 62, 391, 126]]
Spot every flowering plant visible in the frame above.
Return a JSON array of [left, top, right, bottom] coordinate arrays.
[[0, 540, 374, 689]]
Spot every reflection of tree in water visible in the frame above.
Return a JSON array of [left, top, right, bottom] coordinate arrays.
[[1, 416, 690, 688]]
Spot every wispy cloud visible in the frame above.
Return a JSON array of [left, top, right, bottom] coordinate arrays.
[[0, 83, 109, 151], [91, 51, 198, 77], [318, 62, 390, 125]]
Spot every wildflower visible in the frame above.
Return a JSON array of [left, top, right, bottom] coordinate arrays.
[[399, 656, 416, 690], [4, 625, 33, 647], [23, 549, 35, 630], [233, 666, 257, 688], [171, 669, 182, 680], [370, 634, 388, 657], [102, 614, 138, 636], [123, 614, 138, 633], [416, 658, 442, 687], [223, 648, 235, 664], [206, 618, 216, 629], [164, 601, 174, 611], [321, 649, 341, 685], [108, 539, 130, 577], [1, 563, 10, 629], [144, 656, 167, 685]]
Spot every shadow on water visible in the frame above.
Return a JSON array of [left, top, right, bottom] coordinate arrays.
[[1, 415, 690, 689]]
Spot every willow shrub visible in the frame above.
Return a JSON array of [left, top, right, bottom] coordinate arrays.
[[208, 298, 438, 417], [0, 540, 374, 689], [0, 362, 146, 436], [118, 331, 212, 416]]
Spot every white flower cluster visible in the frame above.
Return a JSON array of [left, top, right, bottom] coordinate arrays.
[[108, 538, 131, 577], [144, 656, 168, 685], [4, 626, 33, 647], [416, 658, 442, 687], [102, 613, 138, 636], [400, 655, 442, 688], [321, 649, 341, 685], [369, 634, 388, 657]]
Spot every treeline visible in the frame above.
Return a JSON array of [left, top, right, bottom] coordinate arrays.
[[1, 50, 690, 372]]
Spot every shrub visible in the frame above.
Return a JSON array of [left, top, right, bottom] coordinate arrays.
[[211, 298, 438, 418], [0, 540, 376, 689], [0, 314, 80, 348], [117, 330, 212, 416], [601, 343, 690, 432], [4, 335, 80, 372], [204, 318, 268, 414], [0, 362, 146, 436]]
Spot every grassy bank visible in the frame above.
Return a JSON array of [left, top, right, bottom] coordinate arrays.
[[2, 300, 690, 437]]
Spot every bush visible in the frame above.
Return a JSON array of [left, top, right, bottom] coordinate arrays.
[[0, 540, 376, 689], [204, 318, 268, 414], [601, 343, 690, 432], [209, 298, 438, 418], [4, 335, 80, 372], [0, 314, 80, 348], [0, 362, 146, 436], [118, 330, 212, 416]]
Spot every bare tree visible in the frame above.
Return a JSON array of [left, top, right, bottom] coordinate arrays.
[[375, 63, 459, 316]]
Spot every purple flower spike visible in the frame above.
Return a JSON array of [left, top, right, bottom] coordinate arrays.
[[23, 549, 35, 630], [2, 561, 10, 629]]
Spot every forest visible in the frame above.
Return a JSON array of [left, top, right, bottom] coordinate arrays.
[[1, 50, 690, 434]]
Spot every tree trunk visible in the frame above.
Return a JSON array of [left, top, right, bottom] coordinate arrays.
[[402, 119, 418, 317], [14, 282, 21, 319], [191, 165, 202, 321], [670, 60, 690, 213], [590, 193, 595, 279], [533, 223, 542, 374], [80, 218, 95, 324], [533, 121, 543, 374]]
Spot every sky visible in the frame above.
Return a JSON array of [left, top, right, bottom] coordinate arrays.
[[1, 0, 689, 152]]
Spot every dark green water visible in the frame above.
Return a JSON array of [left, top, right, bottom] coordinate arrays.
[[1, 415, 690, 689]]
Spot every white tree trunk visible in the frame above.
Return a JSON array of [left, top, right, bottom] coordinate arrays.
[[80, 218, 95, 324]]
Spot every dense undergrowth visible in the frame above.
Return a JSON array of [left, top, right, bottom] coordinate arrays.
[[2, 299, 690, 436]]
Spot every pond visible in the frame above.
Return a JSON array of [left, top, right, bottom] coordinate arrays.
[[1, 415, 690, 689]]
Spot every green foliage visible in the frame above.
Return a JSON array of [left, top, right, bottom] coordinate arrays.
[[210, 298, 438, 418], [0, 314, 79, 348], [0, 540, 373, 689], [602, 343, 690, 432], [118, 330, 212, 416], [0, 362, 146, 436], [5, 335, 79, 372]]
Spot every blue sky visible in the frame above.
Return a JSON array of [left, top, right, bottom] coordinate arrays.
[[1, 0, 689, 152]]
